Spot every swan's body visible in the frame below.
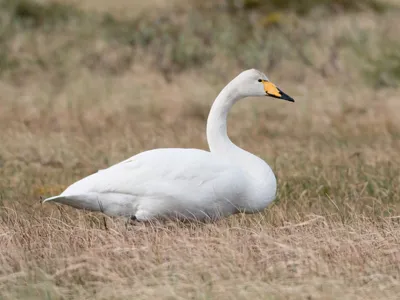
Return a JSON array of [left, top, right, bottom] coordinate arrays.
[[43, 69, 294, 221]]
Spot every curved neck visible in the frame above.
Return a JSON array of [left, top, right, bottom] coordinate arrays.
[[206, 81, 272, 179], [206, 81, 240, 155]]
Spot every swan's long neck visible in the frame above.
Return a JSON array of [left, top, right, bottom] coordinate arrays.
[[206, 81, 239, 155], [206, 80, 275, 184]]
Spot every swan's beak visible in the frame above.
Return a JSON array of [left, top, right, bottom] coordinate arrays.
[[263, 81, 295, 102]]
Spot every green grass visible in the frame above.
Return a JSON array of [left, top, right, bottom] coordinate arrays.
[[204, 0, 389, 14], [0, 0, 398, 83]]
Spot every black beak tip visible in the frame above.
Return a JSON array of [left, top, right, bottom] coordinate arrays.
[[277, 88, 294, 102], [267, 91, 295, 102], [283, 94, 295, 102]]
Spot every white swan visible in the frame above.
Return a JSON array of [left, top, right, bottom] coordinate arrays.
[[43, 69, 294, 222]]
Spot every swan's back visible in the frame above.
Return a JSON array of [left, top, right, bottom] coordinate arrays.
[[65, 148, 231, 194]]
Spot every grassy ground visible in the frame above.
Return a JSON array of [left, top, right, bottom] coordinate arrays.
[[1, 0, 400, 299]]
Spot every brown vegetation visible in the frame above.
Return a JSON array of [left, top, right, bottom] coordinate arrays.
[[0, 0, 399, 299]]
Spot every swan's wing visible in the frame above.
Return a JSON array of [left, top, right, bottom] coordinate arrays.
[[71, 148, 236, 194], [45, 148, 247, 220]]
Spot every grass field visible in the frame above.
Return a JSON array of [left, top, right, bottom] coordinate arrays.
[[1, 0, 400, 299]]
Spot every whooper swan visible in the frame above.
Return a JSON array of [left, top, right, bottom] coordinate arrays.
[[43, 69, 294, 222]]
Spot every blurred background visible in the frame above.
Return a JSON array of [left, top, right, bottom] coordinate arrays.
[[1, 0, 399, 215], [0, 1, 400, 299]]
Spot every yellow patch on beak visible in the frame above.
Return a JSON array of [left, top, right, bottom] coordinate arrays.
[[262, 81, 281, 98]]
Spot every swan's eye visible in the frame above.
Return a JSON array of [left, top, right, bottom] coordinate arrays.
[[258, 79, 262, 82]]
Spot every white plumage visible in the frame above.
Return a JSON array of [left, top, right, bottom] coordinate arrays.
[[43, 69, 294, 222]]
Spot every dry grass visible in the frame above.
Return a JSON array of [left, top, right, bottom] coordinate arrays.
[[1, 0, 400, 299]]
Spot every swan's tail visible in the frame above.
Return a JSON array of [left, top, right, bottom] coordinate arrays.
[[43, 194, 104, 212], [42, 193, 136, 217]]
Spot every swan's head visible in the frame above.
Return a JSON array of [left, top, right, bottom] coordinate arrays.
[[233, 69, 294, 102]]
